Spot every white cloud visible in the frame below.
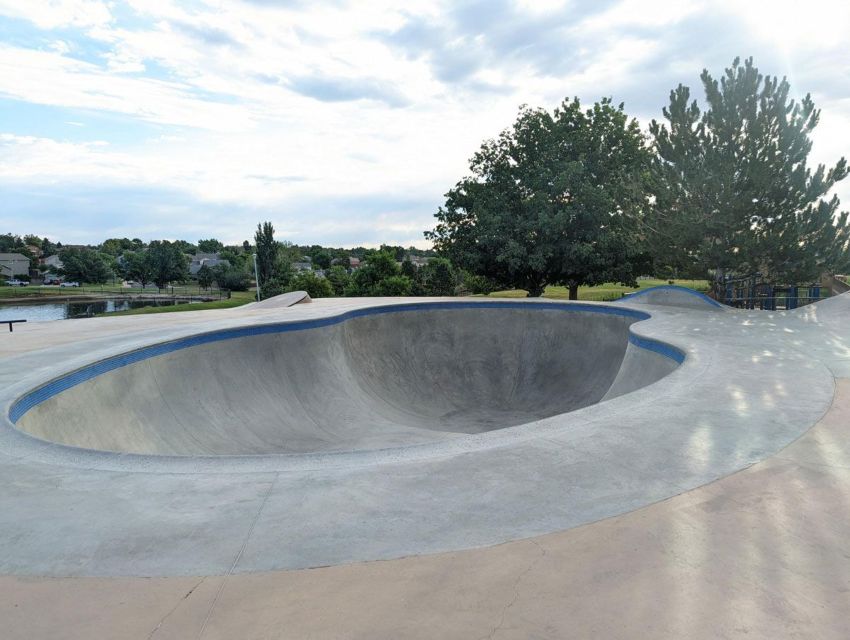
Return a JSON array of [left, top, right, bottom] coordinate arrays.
[[0, 133, 132, 180], [582, 0, 704, 29], [0, 45, 255, 131], [48, 39, 72, 54], [726, 0, 850, 51], [0, 0, 112, 29], [0, 0, 849, 246]]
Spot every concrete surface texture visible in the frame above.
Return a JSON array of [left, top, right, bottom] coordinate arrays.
[[15, 305, 676, 455], [240, 289, 311, 309], [5, 379, 850, 639], [1, 290, 850, 638]]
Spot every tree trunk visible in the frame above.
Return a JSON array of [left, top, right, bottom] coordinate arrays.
[[568, 284, 579, 300], [527, 283, 545, 297]]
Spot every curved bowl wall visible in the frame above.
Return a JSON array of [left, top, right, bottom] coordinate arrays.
[[10, 302, 682, 456]]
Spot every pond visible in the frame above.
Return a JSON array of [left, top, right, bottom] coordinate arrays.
[[0, 298, 200, 322]]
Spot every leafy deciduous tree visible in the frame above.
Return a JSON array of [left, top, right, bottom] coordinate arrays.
[[420, 257, 457, 296], [427, 97, 653, 298], [197, 238, 224, 253], [254, 222, 294, 297], [58, 248, 112, 284], [211, 264, 250, 291], [254, 221, 278, 286], [100, 238, 135, 257], [147, 240, 188, 289], [197, 264, 214, 290], [344, 251, 412, 296], [400, 259, 425, 295], [325, 265, 351, 296], [287, 271, 334, 298], [122, 251, 154, 288]]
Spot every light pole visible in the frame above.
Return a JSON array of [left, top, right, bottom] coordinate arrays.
[[252, 253, 261, 302]]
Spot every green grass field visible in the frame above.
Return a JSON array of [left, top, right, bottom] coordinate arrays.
[[0, 285, 87, 299], [490, 279, 710, 301]]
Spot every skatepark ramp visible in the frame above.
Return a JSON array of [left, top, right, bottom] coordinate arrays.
[[11, 302, 682, 456]]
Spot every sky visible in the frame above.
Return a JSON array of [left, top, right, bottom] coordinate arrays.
[[0, 0, 849, 248]]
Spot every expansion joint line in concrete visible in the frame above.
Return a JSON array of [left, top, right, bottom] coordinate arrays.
[[196, 472, 279, 639], [147, 577, 206, 640], [772, 456, 850, 470], [478, 538, 548, 640]]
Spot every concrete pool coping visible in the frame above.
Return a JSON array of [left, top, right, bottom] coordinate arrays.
[[6, 299, 684, 470], [0, 292, 843, 578]]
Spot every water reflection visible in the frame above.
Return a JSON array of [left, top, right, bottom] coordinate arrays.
[[0, 298, 200, 321]]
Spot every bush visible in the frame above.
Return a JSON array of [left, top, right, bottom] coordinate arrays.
[[344, 250, 410, 296], [420, 257, 456, 296], [260, 275, 291, 298], [287, 271, 334, 298], [212, 266, 250, 291], [461, 271, 497, 295], [325, 265, 351, 295], [373, 274, 412, 296], [196, 264, 214, 290]]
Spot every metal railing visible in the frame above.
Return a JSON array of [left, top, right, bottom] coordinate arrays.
[[723, 294, 827, 310], [2, 319, 26, 332]]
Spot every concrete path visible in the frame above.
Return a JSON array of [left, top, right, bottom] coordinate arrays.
[[2, 378, 848, 639], [1, 291, 849, 637]]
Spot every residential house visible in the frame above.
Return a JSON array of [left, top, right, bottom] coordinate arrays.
[[42, 254, 63, 272], [408, 255, 431, 268], [330, 256, 362, 272], [189, 253, 230, 275], [0, 253, 31, 279]]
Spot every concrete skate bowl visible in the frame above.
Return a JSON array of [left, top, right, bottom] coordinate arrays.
[[10, 302, 683, 457]]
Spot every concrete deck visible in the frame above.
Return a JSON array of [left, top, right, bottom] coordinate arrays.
[[1, 290, 849, 637]]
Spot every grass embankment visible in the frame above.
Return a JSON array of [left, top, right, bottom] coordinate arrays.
[[490, 279, 710, 301], [84, 278, 708, 317], [101, 290, 257, 316], [0, 283, 221, 299], [0, 286, 88, 299]]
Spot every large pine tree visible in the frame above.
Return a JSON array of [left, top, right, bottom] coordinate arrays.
[[649, 57, 850, 282]]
